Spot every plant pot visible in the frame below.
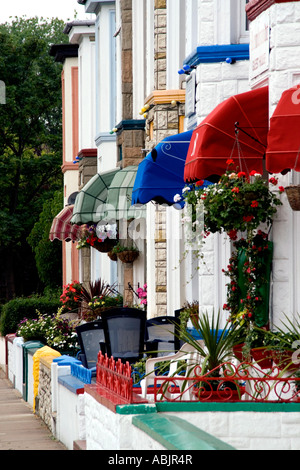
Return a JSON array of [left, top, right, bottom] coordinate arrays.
[[92, 238, 117, 253], [117, 250, 139, 263], [107, 250, 118, 261], [271, 350, 299, 371], [251, 348, 273, 369], [285, 185, 300, 211], [233, 343, 246, 362]]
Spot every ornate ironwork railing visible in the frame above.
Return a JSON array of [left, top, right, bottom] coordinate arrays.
[[96, 351, 134, 403], [151, 361, 300, 403]]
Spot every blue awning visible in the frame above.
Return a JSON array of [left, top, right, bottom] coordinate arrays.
[[132, 130, 193, 206]]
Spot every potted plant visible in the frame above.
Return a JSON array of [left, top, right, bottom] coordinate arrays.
[[78, 279, 122, 321], [243, 326, 273, 369], [60, 280, 82, 313], [181, 162, 283, 240], [263, 314, 300, 372], [77, 224, 117, 253], [178, 310, 243, 401], [182, 162, 282, 332], [107, 250, 118, 261], [111, 242, 139, 263], [179, 301, 199, 329]]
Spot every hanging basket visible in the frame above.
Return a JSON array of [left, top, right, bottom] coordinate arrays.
[[117, 250, 139, 263], [92, 238, 117, 253], [285, 185, 300, 211], [107, 250, 118, 261]]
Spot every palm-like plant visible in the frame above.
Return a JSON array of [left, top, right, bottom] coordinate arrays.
[[178, 310, 239, 376], [79, 279, 118, 305]]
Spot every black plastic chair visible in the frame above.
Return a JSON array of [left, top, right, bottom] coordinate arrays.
[[145, 315, 180, 357], [101, 308, 146, 364], [76, 320, 105, 371]]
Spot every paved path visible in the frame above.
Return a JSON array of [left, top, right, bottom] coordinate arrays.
[[0, 368, 66, 450]]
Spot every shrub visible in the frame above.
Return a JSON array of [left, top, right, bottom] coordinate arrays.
[[17, 312, 78, 354], [0, 294, 61, 336]]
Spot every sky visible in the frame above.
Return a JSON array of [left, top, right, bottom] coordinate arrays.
[[0, 0, 92, 24]]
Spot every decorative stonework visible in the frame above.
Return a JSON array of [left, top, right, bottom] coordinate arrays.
[[77, 148, 97, 190], [116, 120, 145, 168], [121, 0, 133, 120], [154, 2, 167, 90]]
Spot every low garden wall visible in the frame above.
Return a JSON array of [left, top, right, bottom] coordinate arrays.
[[1, 333, 300, 451]]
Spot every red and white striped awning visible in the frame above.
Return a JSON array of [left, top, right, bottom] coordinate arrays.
[[49, 205, 81, 242]]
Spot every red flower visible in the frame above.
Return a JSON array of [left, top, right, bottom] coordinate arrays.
[[226, 159, 234, 166], [195, 179, 204, 187], [227, 229, 238, 240], [269, 177, 278, 185], [279, 186, 285, 193], [249, 170, 262, 176], [231, 187, 240, 193], [251, 200, 259, 208], [237, 171, 246, 178], [243, 215, 254, 222]]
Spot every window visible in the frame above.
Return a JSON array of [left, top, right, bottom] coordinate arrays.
[[239, 0, 250, 43]]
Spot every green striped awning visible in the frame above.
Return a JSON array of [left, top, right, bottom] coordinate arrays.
[[105, 166, 145, 220], [71, 168, 120, 225]]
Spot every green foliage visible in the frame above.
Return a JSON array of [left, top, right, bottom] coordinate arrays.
[[27, 190, 63, 288], [16, 311, 79, 354], [178, 310, 239, 375], [0, 17, 68, 298], [0, 293, 61, 336], [223, 231, 273, 328], [111, 242, 139, 254], [182, 164, 282, 240]]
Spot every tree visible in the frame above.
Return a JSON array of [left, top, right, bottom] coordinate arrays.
[[0, 17, 68, 300], [27, 189, 63, 289]]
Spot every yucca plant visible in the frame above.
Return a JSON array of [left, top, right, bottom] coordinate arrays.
[[178, 310, 239, 376]]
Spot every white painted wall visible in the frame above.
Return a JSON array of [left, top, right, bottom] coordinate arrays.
[[249, 2, 300, 328], [68, 24, 96, 150], [182, 0, 250, 318]]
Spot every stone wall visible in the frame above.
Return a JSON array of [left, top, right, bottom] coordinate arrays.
[[37, 357, 53, 430], [154, 0, 167, 90], [143, 0, 186, 317]]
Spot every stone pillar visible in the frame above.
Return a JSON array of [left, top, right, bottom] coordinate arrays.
[[77, 148, 97, 190], [116, 0, 146, 305], [121, 0, 133, 120], [77, 148, 97, 289], [142, 1, 185, 317], [154, 0, 167, 91]]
